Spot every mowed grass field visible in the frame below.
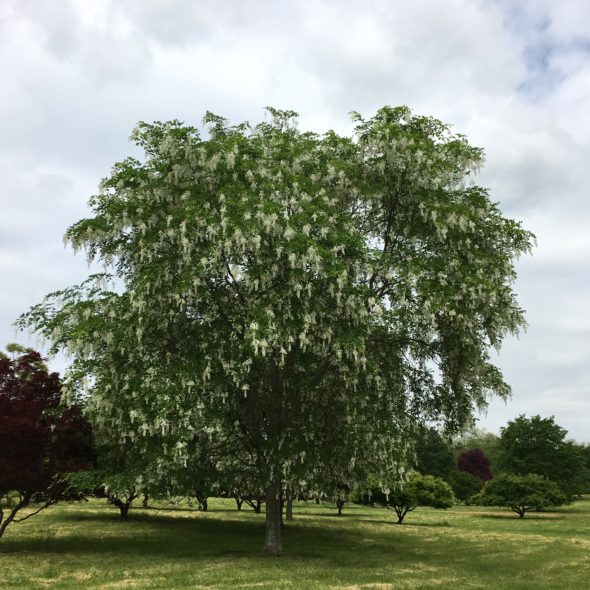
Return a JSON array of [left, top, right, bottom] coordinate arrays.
[[1, 496, 589, 589]]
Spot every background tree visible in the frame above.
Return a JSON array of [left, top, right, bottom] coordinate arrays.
[[69, 462, 144, 520], [225, 467, 265, 513], [579, 445, 590, 493], [453, 428, 501, 472], [414, 426, 455, 480], [365, 473, 454, 524], [19, 106, 534, 554], [104, 474, 140, 519], [448, 470, 483, 504], [498, 415, 587, 499], [457, 448, 492, 481], [0, 346, 95, 540], [477, 474, 566, 518]]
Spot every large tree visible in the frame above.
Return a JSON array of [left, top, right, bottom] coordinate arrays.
[[498, 415, 587, 499], [19, 106, 533, 554]]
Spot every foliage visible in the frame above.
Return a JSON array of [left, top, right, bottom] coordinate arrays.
[[327, 481, 354, 516], [0, 347, 95, 539], [453, 428, 501, 472], [580, 445, 590, 493], [498, 415, 588, 499], [448, 470, 483, 504], [476, 473, 567, 518], [414, 426, 455, 480], [457, 448, 492, 481], [18, 106, 534, 553], [365, 473, 454, 524], [68, 468, 144, 519], [103, 473, 141, 519]]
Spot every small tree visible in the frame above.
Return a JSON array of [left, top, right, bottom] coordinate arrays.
[[458, 448, 492, 481], [105, 475, 140, 519], [322, 481, 353, 516], [477, 474, 566, 518], [0, 346, 95, 540], [368, 474, 454, 524], [448, 470, 483, 504], [67, 468, 140, 519]]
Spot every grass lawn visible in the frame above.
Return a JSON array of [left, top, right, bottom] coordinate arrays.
[[1, 496, 589, 589]]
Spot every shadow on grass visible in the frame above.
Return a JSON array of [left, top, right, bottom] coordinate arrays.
[[5, 505, 582, 590], [356, 517, 452, 528], [476, 513, 567, 521], [1, 515, 263, 557], [2, 509, 389, 561]]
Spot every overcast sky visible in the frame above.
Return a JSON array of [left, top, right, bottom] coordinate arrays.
[[1, 0, 588, 442]]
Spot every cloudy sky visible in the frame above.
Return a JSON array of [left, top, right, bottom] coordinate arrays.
[[1, 0, 588, 442]]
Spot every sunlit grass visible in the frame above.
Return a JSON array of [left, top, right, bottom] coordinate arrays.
[[1, 496, 589, 589]]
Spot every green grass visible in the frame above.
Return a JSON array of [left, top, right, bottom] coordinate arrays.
[[1, 496, 589, 589]]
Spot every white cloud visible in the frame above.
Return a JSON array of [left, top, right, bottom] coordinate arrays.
[[0, 0, 588, 440]]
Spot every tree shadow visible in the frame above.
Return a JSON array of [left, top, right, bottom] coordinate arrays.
[[356, 517, 452, 528], [476, 512, 566, 521], [0, 509, 412, 563], [1, 512, 265, 556]]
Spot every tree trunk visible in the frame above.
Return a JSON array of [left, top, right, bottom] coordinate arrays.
[[395, 507, 407, 524], [336, 499, 345, 516], [0, 507, 19, 539], [285, 497, 293, 521], [244, 497, 263, 513], [263, 485, 282, 555], [280, 499, 284, 528], [142, 493, 149, 509], [0, 495, 34, 539], [235, 497, 243, 511], [109, 495, 133, 519], [196, 492, 208, 512]]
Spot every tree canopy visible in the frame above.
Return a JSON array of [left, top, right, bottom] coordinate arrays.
[[414, 426, 455, 480], [477, 474, 566, 518], [365, 473, 454, 524], [19, 106, 534, 554], [0, 346, 95, 540], [453, 428, 501, 471], [448, 470, 483, 504], [458, 448, 492, 481], [498, 415, 587, 499]]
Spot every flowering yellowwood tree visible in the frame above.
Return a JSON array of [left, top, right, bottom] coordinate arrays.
[[19, 107, 533, 554]]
